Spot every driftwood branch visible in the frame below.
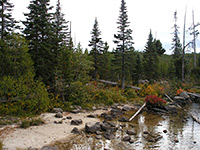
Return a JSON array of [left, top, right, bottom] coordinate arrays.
[[129, 102, 146, 121], [190, 113, 200, 124], [165, 93, 173, 102]]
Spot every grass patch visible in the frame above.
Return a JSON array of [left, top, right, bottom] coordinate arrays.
[[0, 116, 19, 125], [20, 118, 44, 129]]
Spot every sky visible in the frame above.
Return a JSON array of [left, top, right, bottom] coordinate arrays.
[[11, 0, 200, 54]]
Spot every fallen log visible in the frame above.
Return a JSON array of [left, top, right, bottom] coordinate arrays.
[[165, 93, 182, 108], [126, 85, 141, 90], [190, 113, 200, 124], [98, 80, 118, 86], [129, 102, 146, 121]]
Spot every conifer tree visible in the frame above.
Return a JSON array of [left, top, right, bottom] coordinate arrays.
[[154, 39, 165, 55], [143, 30, 158, 81], [114, 0, 133, 89], [89, 17, 103, 80], [23, 0, 55, 86], [52, 0, 70, 59], [0, 0, 18, 39]]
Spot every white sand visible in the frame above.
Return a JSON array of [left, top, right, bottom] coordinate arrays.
[[0, 109, 107, 150]]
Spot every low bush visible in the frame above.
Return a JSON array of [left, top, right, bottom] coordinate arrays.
[[0, 75, 50, 116], [137, 83, 164, 97], [144, 95, 166, 107]]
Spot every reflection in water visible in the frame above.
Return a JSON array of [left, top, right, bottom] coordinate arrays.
[[55, 103, 200, 150]]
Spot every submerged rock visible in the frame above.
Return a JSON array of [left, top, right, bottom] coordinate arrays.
[[126, 130, 136, 135], [118, 117, 129, 122], [122, 135, 131, 142]]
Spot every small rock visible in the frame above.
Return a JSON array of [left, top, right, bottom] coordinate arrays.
[[118, 117, 129, 122], [55, 112, 63, 118], [71, 109, 80, 114], [95, 135, 102, 140], [122, 136, 131, 142], [92, 106, 97, 110], [71, 119, 83, 125], [193, 141, 197, 144], [87, 114, 98, 118], [96, 130, 103, 135], [126, 130, 136, 135], [104, 115, 113, 121], [40, 146, 59, 150], [120, 124, 126, 128], [163, 130, 167, 133], [143, 131, 149, 134], [129, 139, 134, 144], [174, 139, 179, 143], [103, 130, 115, 140], [27, 147, 38, 150], [52, 108, 63, 113], [66, 116, 72, 120], [122, 106, 132, 111], [100, 113, 108, 118], [71, 127, 80, 134]]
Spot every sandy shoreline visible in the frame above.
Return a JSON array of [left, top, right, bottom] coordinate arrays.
[[0, 109, 108, 150]]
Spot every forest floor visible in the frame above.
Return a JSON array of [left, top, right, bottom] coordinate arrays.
[[0, 108, 110, 150]]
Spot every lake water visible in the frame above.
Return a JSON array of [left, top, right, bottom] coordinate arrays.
[[54, 103, 200, 150]]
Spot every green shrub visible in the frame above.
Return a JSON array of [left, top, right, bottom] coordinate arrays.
[[0, 75, 50, 116], [124, 88, 137, 99], [92, 86, 126, 105], [66, 81, 92, 106]]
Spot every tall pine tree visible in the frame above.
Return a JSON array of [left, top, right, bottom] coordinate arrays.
[[143, 30, 158, 81], [114, 0, 133, 89], [0, 0, 18, 39], [23, 0, 55, 86], [89, 17, 103, 80]]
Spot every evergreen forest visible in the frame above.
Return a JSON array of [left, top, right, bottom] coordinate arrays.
[[0, 0, 200, 116]]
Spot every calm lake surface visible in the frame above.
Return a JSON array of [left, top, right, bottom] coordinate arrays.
[[55, 103, 200, 150]]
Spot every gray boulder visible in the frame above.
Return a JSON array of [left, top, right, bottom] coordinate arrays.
[[71, 127, 81, 134], [85, 122, 101, 133], [55, 112, 63, 118]]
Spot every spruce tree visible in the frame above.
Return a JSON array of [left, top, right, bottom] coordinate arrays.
[[52, 0, 70, 57], [143, 30, 158, 81], [89, 17, 103, 80], [23, 0, 55, 86], [154, 39, 165, 56], [114, 0, 133, 89], [0, 0, 18, 39]]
